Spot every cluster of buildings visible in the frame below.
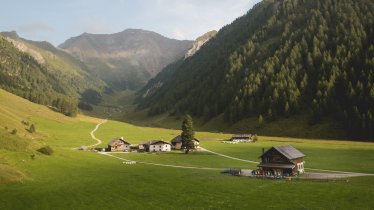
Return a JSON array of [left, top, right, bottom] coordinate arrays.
[[222, 134, 256, 144], [107, 135, 200, 153], [105, 135, 306, 177]]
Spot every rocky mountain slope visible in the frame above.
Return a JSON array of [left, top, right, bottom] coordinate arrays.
[[139, 31, 218, 99], [59, 29, 193, 90], [185, 30, 217, 59]]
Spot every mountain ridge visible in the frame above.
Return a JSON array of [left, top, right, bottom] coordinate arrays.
[[59, 29, 193, 90]]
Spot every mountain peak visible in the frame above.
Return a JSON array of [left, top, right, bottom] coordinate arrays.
[[59, 29, 193, 90], [185, 30, 217, 59]]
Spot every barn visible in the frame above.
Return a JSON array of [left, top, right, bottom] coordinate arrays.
[[107, 137, 131, 152], [257, 145, 305, 176], [170, 135, 200, 150], [231, 134, 253, 142]]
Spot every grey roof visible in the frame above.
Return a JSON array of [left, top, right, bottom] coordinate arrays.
[[170, 135, 200, 143], [108, 137, 130, 146], [262, 145, 305, 160], [147, 140, 171, 145], [232, 134, 252, 138]]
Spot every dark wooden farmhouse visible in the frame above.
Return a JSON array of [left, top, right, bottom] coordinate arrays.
[[107, 137, 130, 152], [257, 145, 305, 176], [170, 135, 200, 150], [231, 134, 252, 142]]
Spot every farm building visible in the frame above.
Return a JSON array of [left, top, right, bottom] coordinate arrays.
[[170, 135, 200, 150], [107, 137, 131, 152], [130, 143, 146, 152], [231, 134, 253, 142], [257, 145, 305, 176], [145, 140, 171, 152]]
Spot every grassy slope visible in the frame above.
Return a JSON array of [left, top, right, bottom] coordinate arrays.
[[0, 89, 374, 209]]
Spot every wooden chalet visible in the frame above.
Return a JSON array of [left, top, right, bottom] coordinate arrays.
[[231, 134, 252, 142], [170, 135, 200, 150], [257, 145, 305, 176], [107, 137, 130, 152], [145, 140, 171, 152]]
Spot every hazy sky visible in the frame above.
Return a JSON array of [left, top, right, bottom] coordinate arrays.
[[1, 0, 261, 46]]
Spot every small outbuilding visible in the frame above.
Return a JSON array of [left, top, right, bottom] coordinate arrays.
[[170, 135, 200, 150], [231, 134, 253, 142], [107, 137, 131, 152], [145, 140, 171, 152], [257, 145, 305, 176]]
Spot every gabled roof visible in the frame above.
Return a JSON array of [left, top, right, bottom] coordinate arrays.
[[170, 135, 200, 143], [147, 140, 171, 145], [261, 145, 305, 160], [108, 137, 130, 146], [232, 134, 252, 138]]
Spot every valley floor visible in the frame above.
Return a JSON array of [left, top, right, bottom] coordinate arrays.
[[1, 114, 374, 209]]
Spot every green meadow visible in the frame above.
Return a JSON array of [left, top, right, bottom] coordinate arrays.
[[1, 90, 374, 209]]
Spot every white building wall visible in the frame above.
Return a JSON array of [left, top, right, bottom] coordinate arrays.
[[149, 144, 171, 152]]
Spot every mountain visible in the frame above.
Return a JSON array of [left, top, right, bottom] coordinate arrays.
[[136, 0, 374, 139], [185, 30, 217, 59], [139, 31, 217, 99], [0, 32, 106, 115], [59, 29, 193, 90]]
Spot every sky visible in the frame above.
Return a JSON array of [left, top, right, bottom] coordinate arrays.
[[0, 0, 261, 46]]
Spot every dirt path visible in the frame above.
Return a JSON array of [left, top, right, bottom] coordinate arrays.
[[88, 119, 107, 147], [99, 152, 222, 171], [200, 147, 259, 164], [89, 121, 373, 178]]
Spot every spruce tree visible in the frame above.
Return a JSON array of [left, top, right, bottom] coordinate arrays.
[[181, 115, 195, 154]]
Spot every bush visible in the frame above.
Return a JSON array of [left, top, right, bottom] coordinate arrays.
[[11, 129, 17, 135], [21, 120, 29, 126], [29, 124, 36, 133], [37, 146, 54, 155], [252, 134, 259, 142]]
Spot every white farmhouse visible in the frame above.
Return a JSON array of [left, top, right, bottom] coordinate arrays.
[[145, 140, 171, 152]]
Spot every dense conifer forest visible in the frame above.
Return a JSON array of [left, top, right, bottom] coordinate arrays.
[[137, 0, 374, 139], [0, 36, 104, 116]]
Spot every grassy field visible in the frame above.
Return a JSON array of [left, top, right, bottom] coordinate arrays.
[[1, 89, 374, 209]]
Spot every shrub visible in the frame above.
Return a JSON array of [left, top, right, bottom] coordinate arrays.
[[29, 124, 36, 133], [252, 134, 259, 142], [37, 146, 54, 155], [11, 129, 17, 135]]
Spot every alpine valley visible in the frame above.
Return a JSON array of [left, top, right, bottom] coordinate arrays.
[[1, 0, 374, 209]]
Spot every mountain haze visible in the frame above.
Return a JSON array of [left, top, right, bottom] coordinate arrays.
[[136, 0, 374, 139], [59, 29, 193, 90], [0, 32, 106, 115]]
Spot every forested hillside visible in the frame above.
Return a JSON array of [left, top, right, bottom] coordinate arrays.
[[137, 0, 374, 139], [0, 34, 106, 116]]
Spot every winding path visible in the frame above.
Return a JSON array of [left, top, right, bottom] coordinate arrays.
[[88, 120, 374, 177], [99, 152, 222, 170], [200, 147, 259, 164], [88, 119, 107, 147]]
